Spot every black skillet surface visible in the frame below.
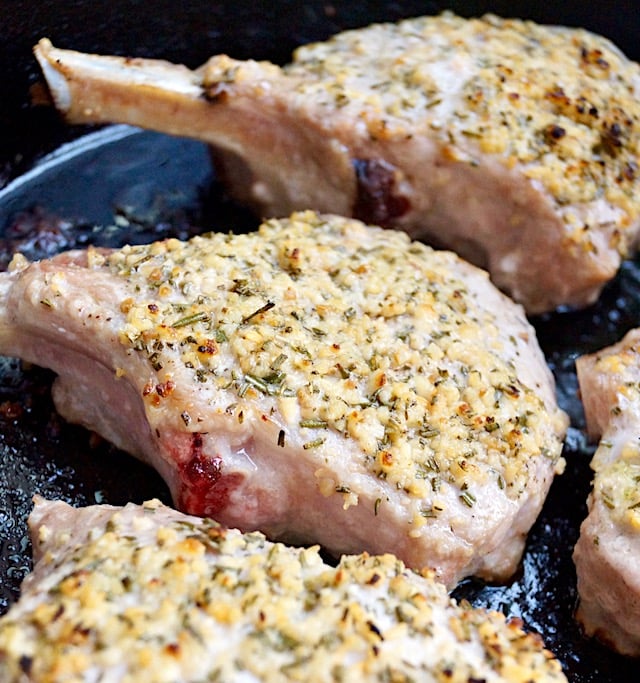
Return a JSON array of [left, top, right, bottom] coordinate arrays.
[[2, 2, 640, 681]]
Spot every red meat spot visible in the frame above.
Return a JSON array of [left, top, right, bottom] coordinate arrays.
[[185, 453, 222, 488], [177, 433, 243, 516], [352, 158, 410, 226], [183, 433, 221, 486]]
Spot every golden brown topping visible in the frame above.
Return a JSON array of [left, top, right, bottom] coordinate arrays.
[[0, 499, 567, 681], [285, 13, 640, 249], [98, 211, 564, 516]]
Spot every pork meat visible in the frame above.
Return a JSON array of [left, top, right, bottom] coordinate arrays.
[[574, 328, 640, 655], [34, 13, 640, 313], [0, 497, 568, 682], [0, 211, 568, 588]]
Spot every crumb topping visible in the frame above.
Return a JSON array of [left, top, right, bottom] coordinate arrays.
[[86, 211, 564, 514], [597, 453, 640, 531], [0, 499, 567, 682], [588, 347, 640, 531], [282, 12, 640, 252]]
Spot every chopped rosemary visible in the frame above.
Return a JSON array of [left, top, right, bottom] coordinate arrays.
[[302, 437, 326, 450], [420, 504, 439, 518], [271, 353, 288, 369], [601, 491, 614, 509], [171, 311, 208, 328], [299, 419, 329, 429], [460, 491, 476, 508], [244, 374, 269, 393], [241, 301, 275, 324], [241, 372, 287, 396], [336, 363, 350, 379], [230, 279, 253, 296], [132, 254, 153, 269]]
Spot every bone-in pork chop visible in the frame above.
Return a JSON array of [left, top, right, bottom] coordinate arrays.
[[0, 211, 567, 588], [34, 12, 640, 313], [0, 497, 568, 682], [574, 329, 640, 655]]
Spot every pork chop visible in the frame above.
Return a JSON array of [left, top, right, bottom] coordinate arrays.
[[0, 211, 568, 588], [34, 12, 640, 313], [0, 497, 568, 682], [574, 328, 640, 655]]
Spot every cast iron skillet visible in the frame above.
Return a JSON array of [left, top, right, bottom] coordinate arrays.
[[1, 2, 640, 681]]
